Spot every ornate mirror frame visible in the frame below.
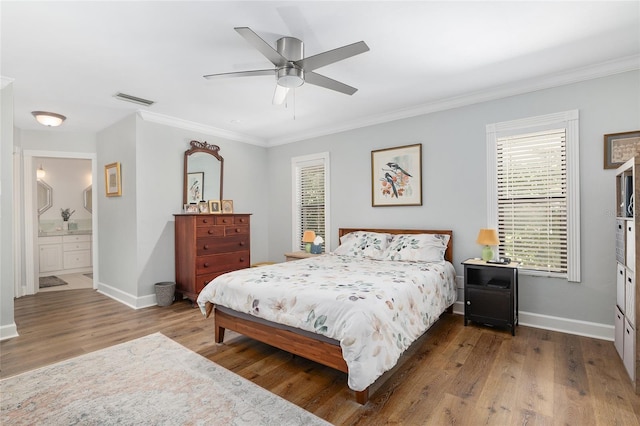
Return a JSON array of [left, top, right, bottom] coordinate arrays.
[[183, 140, 224, 206]]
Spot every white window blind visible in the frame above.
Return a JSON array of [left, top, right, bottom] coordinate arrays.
[[487, 110, 580, 282], [292, 153, 330, 251], [497, 129, 567, 274]]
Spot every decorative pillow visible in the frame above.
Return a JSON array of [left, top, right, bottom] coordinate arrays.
[[333, 231, 392, 259], [381, 233, 450, 262]]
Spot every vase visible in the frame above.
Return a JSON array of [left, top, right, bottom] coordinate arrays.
[[62, 221, 69, 230]]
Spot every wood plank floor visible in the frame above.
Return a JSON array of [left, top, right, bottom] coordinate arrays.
[[2, 289, 639, 425]]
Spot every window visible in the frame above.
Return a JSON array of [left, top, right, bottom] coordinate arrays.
[[486, 110, 580, 281], [291, 153, 330, 251]]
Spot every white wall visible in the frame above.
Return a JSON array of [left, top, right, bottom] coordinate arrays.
[[266, 70, 640, 329]]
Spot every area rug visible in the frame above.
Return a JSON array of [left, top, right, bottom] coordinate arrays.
[[83, 272, 93, 279], [38, 275, 67, 288], [0, 333, 331, 425]]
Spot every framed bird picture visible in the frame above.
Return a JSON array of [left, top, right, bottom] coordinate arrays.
[[371, 143, 422, 207]]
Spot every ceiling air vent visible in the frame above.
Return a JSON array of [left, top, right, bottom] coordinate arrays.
[[114, 92, 155, 107]]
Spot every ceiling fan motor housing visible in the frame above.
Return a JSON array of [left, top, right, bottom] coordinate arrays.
[[276, 37, 304, 88]]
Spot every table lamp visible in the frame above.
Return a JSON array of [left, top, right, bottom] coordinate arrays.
[[476, 228, 499, 261], [302, 230, 316, 253]]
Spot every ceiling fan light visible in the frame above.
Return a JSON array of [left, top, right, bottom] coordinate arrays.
[[31, 111, 66, 127], [277, 67, 304, 88]]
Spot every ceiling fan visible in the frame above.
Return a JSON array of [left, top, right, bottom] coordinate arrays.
[[203, 27, 370, 105]]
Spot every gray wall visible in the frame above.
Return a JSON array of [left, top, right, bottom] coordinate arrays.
[[267, 70, 640, 326], [1, 83, 16, 338]]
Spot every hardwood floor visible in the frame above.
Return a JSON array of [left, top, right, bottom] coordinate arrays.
[[2, 289, 639, 425]]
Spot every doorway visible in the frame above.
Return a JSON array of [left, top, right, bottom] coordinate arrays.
[[22, 151, 98, 297]]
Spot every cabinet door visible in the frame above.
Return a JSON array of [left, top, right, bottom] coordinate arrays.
[[467, 287, 511, 324], [615, 306, 624, 359], [624, 319, 636, 382], [627, 221, 635, 269], [39, 244, 63, 272], [617, 262, 626, 311], [63, 250, 92, 269], [626, 268, 636, 327]]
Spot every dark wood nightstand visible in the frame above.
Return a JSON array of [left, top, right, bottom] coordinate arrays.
[[462, 258, 519, 336], [284, 251, 320, 262]]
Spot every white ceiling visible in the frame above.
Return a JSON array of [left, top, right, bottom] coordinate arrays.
[[2, 1, 639, 146]]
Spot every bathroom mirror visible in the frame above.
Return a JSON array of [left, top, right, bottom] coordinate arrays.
[[37, 180, 53, 216], [183, 140, 223, 206], [83, 185, 92, 213]]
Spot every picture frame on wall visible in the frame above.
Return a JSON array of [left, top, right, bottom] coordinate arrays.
[[371, 143, 422, 207], [187, 172, 204, 203], [221, 200, 234, 214], [105, 162, 122, 197], [604, 130, 640, 169], [208, 200, 221, 214]]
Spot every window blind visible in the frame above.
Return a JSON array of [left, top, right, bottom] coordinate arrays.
[[293, 154, 328, 251], [496, 128, 567, 274]]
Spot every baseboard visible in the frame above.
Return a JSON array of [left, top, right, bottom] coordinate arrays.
[[97, 282, 157, 310], [451, 301, 613, 341], [0, 323, 19, 341]]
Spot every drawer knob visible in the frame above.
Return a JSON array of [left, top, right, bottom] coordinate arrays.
[[223, 219, 229, 223], [204, 262, 210, 268], [239, 257, 245, 262], [236, 228, 241, 233], [203, 219, 208, 223], [239, 241, 245, 246], [466, 301, 471, 305], [208, 229, 214, 234], [203, 244, 209, 250]]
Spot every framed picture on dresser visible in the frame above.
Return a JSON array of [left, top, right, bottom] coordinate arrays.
[[208, 200, 221, 214]]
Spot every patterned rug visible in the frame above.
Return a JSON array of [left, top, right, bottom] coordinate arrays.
[[38, 275, 67, 288], [0, 333, 331, 425]]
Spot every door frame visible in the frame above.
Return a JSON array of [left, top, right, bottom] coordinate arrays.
[[22, 150, 98, 296]]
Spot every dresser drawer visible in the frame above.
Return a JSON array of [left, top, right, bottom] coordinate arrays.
[[225, 225, 249, 235], [197, 236, 249, 256], [194, 216, 218, 227], [63, 250, 91, 269], [215, 216, 235, 225], [196, 251, 250, 274], [63, 234, 91, 243], [195, 271, 228, 293], [63, 242, 91, 252], [196, 226, 225, 238]]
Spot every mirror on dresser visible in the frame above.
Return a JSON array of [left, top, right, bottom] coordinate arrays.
[[183, 140, 224, 205], [37, 180, 53, 216]]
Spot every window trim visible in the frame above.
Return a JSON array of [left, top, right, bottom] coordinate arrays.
[[486, 110, 580, 282], [291, 152, 331, 251]]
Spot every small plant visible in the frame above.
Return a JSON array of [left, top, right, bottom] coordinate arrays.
[[60, 208, 75, 221]]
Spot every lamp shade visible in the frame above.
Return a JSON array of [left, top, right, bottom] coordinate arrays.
[[31, 111, 66, 127], [476, 228, 499, 246], [302, 230, 316, 243], [36, 165, 46, 179]]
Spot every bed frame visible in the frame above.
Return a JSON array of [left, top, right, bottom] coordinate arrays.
[[210, 228, 454, 404]]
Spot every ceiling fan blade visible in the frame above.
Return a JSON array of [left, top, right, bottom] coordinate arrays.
[[305, 72, 358, 95], [273, 84, 289, 105], [203, 69, 275, 80], [295, 41, 369, 72], [234, 27, 288, 67]]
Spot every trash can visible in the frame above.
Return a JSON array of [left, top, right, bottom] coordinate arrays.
[[155, 282, 176, 306]]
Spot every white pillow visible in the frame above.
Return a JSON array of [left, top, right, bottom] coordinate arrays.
[[381, 233, 450, 262], [333, 231, 391, 259]]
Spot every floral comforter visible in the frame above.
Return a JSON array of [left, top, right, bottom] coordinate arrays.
[[196, 253, 457, 391]]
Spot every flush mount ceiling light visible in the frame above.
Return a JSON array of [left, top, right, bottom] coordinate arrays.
[[31, 111, 66, 127]]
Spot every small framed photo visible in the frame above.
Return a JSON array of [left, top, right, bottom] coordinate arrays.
[[604, 130, 640, 169], [221, 200, 234, 214], [183, 203, 198, 213], [187, 172, 204, 203], [198, 201, 209, 213], [208, 200, 221, 214], [105, 162, 122, 197]]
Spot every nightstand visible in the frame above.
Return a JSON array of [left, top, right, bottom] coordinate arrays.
[[284, 251, 320, 261], [462, 258, 519, 336]]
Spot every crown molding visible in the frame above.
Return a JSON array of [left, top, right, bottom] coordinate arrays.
[[137, 110, 268, 147], [266, 55, 640, 146]]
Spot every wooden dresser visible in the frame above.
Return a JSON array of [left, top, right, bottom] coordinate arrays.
[[174, 213, 251, 303]]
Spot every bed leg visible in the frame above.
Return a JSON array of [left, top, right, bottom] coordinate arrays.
[[355, 388, 369, 404], [215, 326, 225, 343]]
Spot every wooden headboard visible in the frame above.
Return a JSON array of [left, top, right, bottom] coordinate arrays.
[[338, 228, 453, 263]]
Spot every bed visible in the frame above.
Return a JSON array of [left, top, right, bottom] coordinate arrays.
[[197, 228, 456, 404]]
